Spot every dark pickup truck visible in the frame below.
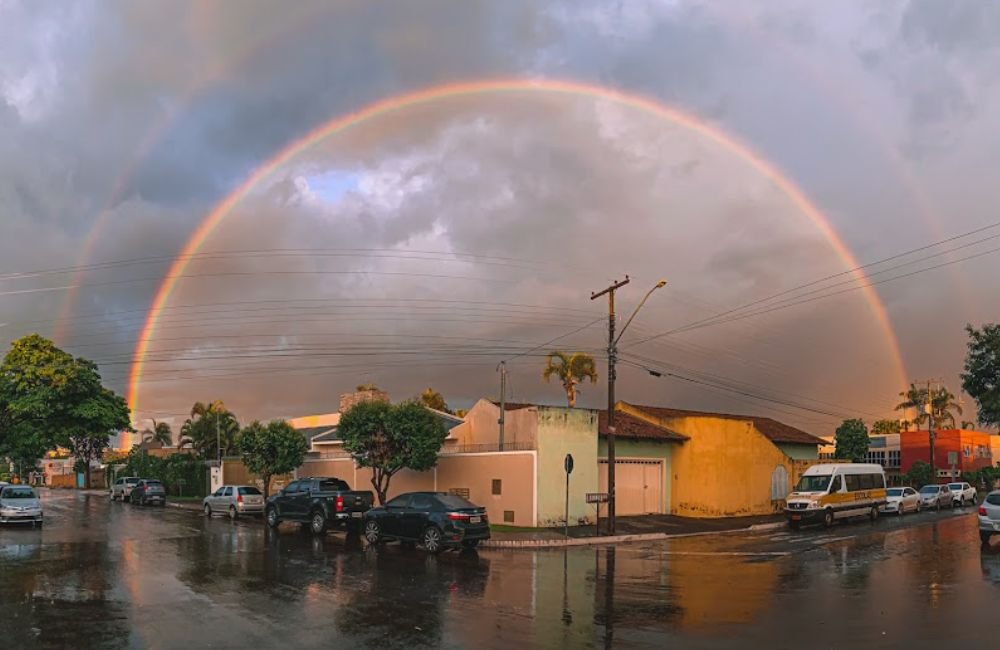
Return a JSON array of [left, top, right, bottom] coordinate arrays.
[[265, 477, 374, 535]]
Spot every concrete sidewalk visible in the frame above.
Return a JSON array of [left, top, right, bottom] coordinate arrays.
[[483, 513, 785, 549]]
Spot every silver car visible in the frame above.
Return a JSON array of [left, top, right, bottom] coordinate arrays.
[[203, 485, 265, 519], [918, 484, 955, 511], [0, 485, 43, 527], [110, 476, 142, 502], [979, 491, 1000, 546]]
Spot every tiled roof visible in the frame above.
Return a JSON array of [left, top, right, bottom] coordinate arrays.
[[598, 410, 688, 443], [625, 403, 826, 446]]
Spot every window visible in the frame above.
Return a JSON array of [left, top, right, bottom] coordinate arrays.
[[795, 475, 832, 492], [319, 479, 350, 492], [213, 487, 225, 497], [888, 451, 901, 467], [831, 475, 843, 492], [283, 481, 302, 494], [409, 494, 433, 510], [492, 479, 502, 495], [222, 487, 232, 497], [503, 510, 515, 523], [845, 475, 862, 492], [386, 495, 410, 508], [437, 494, 476, 510], [238, 487, 262, 496]]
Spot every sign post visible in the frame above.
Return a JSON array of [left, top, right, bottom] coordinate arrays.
[[587, 492, 609, 535], [564, 453, 574, 538]]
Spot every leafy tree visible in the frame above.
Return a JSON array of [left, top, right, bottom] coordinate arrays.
[[356, 383, 381, 392], [961, 421, 977, 430], [962, 323, 1000, 430], [178, 401, 239, 460], [895, 383, 962, 429], [0, 334, 130, 485], [834, 418, 869, 462], [871, 419, 901, 435], [238, 420, 308, 499], [142, 419, 173, 446], [419, 388, 451, 413], [339, 400, 447, 505], [906, 461, 934, 488], [542, 351, 598, 408]]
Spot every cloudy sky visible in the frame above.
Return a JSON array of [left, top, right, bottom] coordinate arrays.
[[2, 0, 999, 435]]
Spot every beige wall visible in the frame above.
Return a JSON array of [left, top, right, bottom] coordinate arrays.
[[450, 399, 538, 449], [536, 407, 598, 526]]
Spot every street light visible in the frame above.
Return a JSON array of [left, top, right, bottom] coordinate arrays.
[[592, 277, 667, 535]]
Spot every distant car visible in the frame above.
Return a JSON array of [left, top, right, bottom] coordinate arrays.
[[881, 487, 921, 515], [362, 492, 490, 554], [110, 477, 142, 502], [979, 491, 1000, 545], [948, 482, 977, 506], [203, 485, 265, 519], [129, 479, 166, 506], [918, 484, 955, 510], [0, 485, 43, 527]]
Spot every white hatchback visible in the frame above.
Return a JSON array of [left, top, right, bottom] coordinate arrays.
[[881, 486, 920, 515]]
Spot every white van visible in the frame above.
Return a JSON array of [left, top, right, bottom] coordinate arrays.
[[785, 463, 887, 528]]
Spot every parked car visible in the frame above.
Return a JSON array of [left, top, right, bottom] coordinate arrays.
[[918, 484, 955, 510], [203, 485, 265, 519], [0, 484, 43, 527], [265, 477, 374, 534], [129, 479, 166, 506], [881, 487, 921, 515], [979, 491, 1000, 545], [110, 477, 142, 502], [362, 492, 491, 554], [948, 482, 978, 506]]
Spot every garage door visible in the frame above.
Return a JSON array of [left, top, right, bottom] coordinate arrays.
[[598, 459, 664, 515]]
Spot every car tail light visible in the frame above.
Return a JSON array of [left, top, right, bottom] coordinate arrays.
[[447, 512, 471, 521], [335, 496, 344, 513], [980, 506, 988, 516], [237, 493, 243, 504]]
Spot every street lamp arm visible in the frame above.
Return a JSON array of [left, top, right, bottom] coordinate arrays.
[[614, 280, 667, 347]]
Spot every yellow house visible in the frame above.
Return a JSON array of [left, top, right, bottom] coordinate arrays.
[[619, 403, 827, 518]]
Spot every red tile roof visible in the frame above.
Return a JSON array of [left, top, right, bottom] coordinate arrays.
[[624, 403, 826, 446], [598, 410, 688, 443]]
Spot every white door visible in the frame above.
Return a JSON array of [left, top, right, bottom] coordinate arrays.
[[770, 465, 789, 501], [599, 459, 664, 515]]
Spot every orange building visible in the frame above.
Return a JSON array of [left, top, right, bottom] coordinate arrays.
[[899, 429, 993, 479]]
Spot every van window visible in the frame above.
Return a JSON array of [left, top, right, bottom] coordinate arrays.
[[831, 475, 843, 492], [845, 475, 862, 492]]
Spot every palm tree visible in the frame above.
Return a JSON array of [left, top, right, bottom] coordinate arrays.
[[542, 351, 598, 408], [895, 384, 963, 430], [141, 419, 173, 447], [178, 400, 240, 460], [419, 388, 451, 413]]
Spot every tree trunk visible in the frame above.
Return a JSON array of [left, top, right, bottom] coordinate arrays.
[[261, 472, 271, 500], [84, 464, 92, 490], [371, 468, 392, 505]]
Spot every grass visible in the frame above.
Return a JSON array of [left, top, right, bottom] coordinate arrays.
[[489, 524, 542, 533], [169, 495, 204, 501]]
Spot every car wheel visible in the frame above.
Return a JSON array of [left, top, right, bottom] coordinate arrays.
[[823, 509, 834, 528], [265, 507, 280, 529], [422, 526, 444, 554], [869, 505, 879, 522], [204, 504, 212, 517], [229, 506, 238, 521], [310, 510, 327, 535], [364, 520, 382, 544]]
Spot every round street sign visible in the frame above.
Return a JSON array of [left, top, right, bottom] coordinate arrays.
[[565, 453, 574, 474]]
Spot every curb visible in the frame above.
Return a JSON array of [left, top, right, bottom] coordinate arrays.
[[481, 522, 785, 550]]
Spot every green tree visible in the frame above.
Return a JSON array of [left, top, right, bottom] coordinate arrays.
[[906, 460, 934, 488], [834, 418, 869, 463], [0, 334, 130, 485], [141, 419, 173, 446], [178, 401, 239, 460], [238, 420, 308, 499], [895, 383, 963, 429], [339, 400, 447, 505], [962, 323, 1000, 430], [871, 419, 902, 435], [542, 351, 598, 408], [419, 388, 451, 413]]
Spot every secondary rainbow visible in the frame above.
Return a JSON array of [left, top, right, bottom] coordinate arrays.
[[127, 78, 908, 420]]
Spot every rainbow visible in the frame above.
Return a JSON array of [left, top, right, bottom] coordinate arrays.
[[126, 78, 909, 425]]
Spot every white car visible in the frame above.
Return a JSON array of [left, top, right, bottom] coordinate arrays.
[[980, 491, 1000, 546], [881, 487, 921, 515], [948, 482, 977, 506]]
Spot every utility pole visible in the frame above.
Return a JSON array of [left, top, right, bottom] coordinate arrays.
[[591, 276, 630, 535], [498, 361, 507, 451], [912, 378, 943, 479], [216, 410, 221, 464]]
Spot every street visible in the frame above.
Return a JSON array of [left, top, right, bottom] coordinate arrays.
[[2, 491, 999, 649]]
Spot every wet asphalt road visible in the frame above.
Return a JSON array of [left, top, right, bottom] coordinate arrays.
[[2, 491, 999, 649]]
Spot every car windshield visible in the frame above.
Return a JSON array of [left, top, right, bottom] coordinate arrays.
[[436, 494, 477, 509], [238, 487, 261, 495], [920, 486, 940, 494], [126, 478, 140, 485], [795, 475, 832, 492], [2, 487, 36, 499], [887, 488, 903, 497], [948, 483, 963, 490]]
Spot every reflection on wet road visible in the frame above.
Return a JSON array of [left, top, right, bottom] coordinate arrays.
[[2, 491, 999, 648]]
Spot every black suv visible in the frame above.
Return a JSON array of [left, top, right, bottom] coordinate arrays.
[[362, 492, 490, 553]]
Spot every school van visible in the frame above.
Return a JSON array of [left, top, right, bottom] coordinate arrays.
[[784, 464, 887, 529]]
